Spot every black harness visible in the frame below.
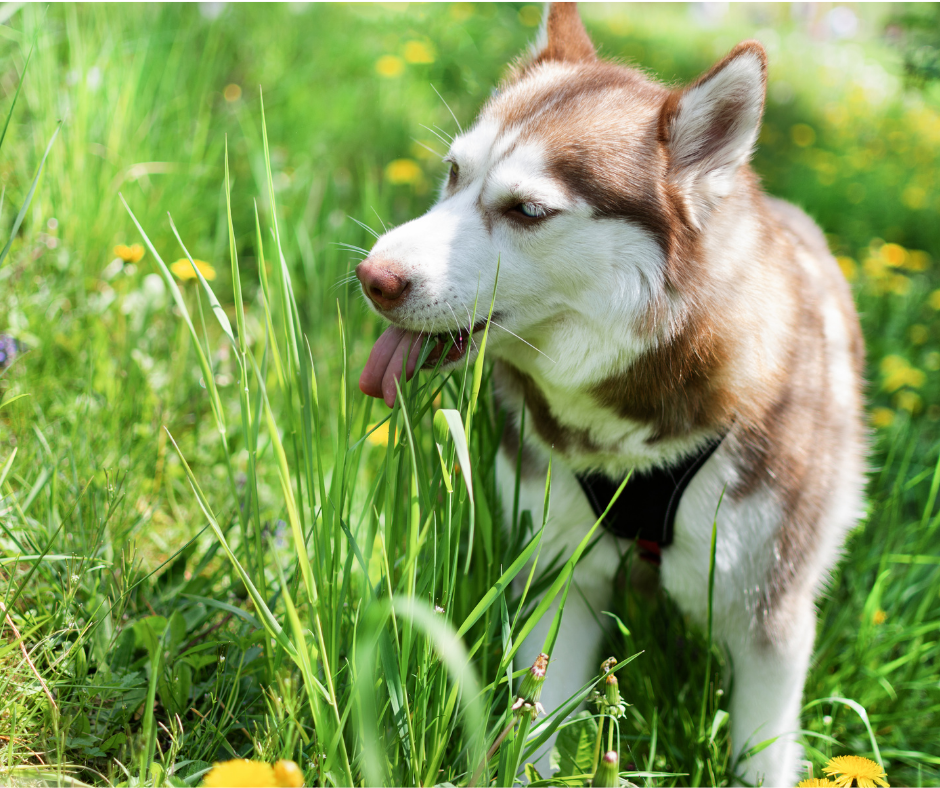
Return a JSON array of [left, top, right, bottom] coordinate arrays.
[[575, 435, 725, 564]]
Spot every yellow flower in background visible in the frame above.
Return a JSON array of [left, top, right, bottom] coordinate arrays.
[[224, 83, 242, 102], [881, 243, 907, 268], [203, 760, 275, 787], [895, 390, 922, 414], [450, 3, 473, 22], [385, 158, 423, 186], [404, 40, 435, 64], [909, 324, 928, 345], [888, 273, 910, 296], [836, 256, 857, 281], [906, 250, 929, 271], [170, 258, 216, 281], [871, 408, 894, 429], [202, 759, 304, 788], [880, 355, 925, 392], [872, 609, 887, 625], [375, 55, 404, 78], [901, 184, 927, 211], [367, 421, 399, 447], [791, 123, 816, 147], [272, 760, 305, 788], [823, 755, 889, 787], [518, 4, 542, 26], [929, 289, 940, 310], [114, 243, 145, 263]]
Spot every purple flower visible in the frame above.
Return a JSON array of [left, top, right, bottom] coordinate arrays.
[[0, 334, 25, 369]]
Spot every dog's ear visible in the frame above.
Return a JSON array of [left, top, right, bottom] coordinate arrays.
[[529, 3, 596, 66], [661, 41, 767, 223]]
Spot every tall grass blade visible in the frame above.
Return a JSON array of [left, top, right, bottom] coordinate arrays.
[[0, 43, 32, 153], [0, 123, 59, 270]]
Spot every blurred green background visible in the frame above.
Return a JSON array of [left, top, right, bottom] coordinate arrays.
[[1, 3, 938, 786]]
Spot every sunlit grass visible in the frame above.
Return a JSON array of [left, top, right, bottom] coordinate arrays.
[[0, 4, 938, 787]]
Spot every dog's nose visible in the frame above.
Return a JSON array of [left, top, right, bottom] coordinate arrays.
[[356, 257, 410, 310]]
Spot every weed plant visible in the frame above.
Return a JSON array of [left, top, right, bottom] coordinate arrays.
[[0, 5, 938, 787]]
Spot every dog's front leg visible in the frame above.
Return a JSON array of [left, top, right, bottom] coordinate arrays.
[[724, 601, 815, 786], [496, 449, 622, 776]]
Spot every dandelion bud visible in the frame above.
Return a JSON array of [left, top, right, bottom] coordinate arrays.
[[592, 750, 620, 787], [518, 652, 548, 704], [604, 672, 623, 716], [513, 652, 549, 720]]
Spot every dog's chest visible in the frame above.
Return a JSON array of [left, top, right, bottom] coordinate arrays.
[[495, 361, 712, 477]]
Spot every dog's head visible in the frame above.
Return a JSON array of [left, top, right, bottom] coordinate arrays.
[[358, 3, 766, 405]]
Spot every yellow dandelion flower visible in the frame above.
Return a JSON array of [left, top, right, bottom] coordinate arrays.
[[367, 421, 390, 447], [883, 366, 925, 392], [837, 256, 857, 281], [114, 243, 145, 264], [873, 609, 887, 625], [170, 258, 217, 281], [881, 243, 907, 268], [403, 40, 435, 64], [906, 250, 929, 271], [889, 274, 910, 296], [375, 55, 404, 78], [901, 184, 927, 211], [385, 158, 423, 186], [450, 3, 474, 22], [518, 4, 542, 26], [798, 779, 834, 787], [273, 760, 305, 787], [880, 355, 907, 375], [224, 83, 242, 102], [909, 324, 929, 345], [823, 755, 889, 787], [870, 408, 894, 429], [202, 759, 277, 788], [928, 289, 940, 310], [791, 123, 816, 147], [895, 390, 922, 414]]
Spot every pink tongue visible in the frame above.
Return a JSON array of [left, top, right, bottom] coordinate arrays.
[[359, 326, 425, 407]]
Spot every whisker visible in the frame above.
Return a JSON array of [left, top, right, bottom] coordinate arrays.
[[430, 84, 462, 135], [420, 124, 453, 149], [331, 241, 370, 255], [411, 138, 444, 159], [347, 216, 380, 239], [489, 319, 556, 364], [371, 207, 389, 234], [433, 124, 455, 144]]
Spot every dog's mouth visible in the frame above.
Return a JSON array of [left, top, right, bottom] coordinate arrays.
[[359, 316, 495, 407], [422, 318, 490, 367]]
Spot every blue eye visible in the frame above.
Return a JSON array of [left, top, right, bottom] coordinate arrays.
[[515, 202, 544, 218]]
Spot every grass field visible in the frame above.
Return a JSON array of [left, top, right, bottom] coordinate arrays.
[[1, 3, 939, 786]]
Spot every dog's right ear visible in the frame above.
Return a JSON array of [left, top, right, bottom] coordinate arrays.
[[528, 3, 596, 67]]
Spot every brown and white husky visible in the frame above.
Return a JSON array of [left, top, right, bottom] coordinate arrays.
[[356, 4, 865, 784]]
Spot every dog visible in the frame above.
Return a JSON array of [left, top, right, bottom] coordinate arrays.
[[356, 4, 865, 784]]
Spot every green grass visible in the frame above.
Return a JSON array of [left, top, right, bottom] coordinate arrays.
[[0, 4, 938, 786]]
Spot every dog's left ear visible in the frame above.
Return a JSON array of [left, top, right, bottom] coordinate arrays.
[[529, 3, 596, 66], [661, 41, 767, 223]]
